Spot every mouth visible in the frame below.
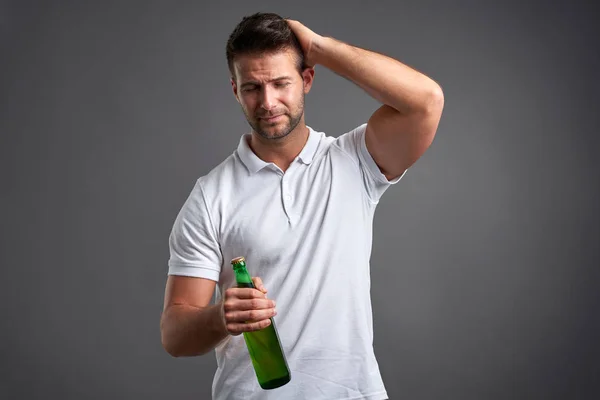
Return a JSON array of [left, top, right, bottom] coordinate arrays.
[[260, 114, 284, 123]]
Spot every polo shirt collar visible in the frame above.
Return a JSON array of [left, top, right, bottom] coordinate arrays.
[[237, 126, 321, 174]]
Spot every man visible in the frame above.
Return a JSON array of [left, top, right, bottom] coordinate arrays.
[[160, 12, 443, 400]]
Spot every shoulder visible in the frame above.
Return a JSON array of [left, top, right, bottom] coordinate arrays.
[[194, 150, 245, 195], [311, 122, 366, 148], [175, 150, 241, 226], [330, 123, 367, 152], [309, 123, 367, 167]]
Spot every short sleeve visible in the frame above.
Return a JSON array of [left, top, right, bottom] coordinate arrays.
[[167, 179, 223, 281], [333, 123, 406, 203]]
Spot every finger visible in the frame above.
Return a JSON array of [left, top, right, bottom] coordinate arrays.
[[225, 287, 266, 300], [223, 297, 276, 313], [237, 298, 276, 311], [252, 277, 267, 293], [224, 307, 277, 324], [226, 318, 272, 336]]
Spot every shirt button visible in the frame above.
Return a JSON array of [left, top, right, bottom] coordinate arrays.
[[285, 194, 292, 201]]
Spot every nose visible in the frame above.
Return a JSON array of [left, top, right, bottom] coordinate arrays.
[[260, 86, 277, 111]]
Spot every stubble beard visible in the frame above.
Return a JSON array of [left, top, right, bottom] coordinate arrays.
[[245, 95, 305, 141]]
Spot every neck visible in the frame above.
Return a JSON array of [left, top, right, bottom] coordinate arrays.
[[249, 122, 309, 172]]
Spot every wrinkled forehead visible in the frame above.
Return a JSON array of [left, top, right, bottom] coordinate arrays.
[[232, 49, 300, 82]]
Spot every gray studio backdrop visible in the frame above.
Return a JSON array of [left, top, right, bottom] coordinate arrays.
[[1, 1, 599, 399]]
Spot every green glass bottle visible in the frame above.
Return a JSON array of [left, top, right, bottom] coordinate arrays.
[[231, 256, 291, 390]]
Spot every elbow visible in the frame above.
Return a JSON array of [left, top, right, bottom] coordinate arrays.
[[162, 332, 200, 358], [405, 83, 444, 116], [163, 342, 210, 358], [161, 327, 181, 358], [425, 83, 444, 115], [163, 345, 181, 358], [160, 322, 210, 358], [161, 338, 181, 358], [160, 314, 184, 358]]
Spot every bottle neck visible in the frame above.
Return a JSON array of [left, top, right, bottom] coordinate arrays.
[[232, 262, 253, 286]]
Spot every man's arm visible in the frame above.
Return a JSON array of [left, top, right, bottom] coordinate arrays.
[[288, 21, 444, 180], [160, 276, 228, 357]]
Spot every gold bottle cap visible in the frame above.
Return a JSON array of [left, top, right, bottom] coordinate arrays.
[[231, 256, 245, 264]]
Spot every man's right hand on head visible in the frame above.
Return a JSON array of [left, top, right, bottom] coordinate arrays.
[[221, 277, 277, 336]]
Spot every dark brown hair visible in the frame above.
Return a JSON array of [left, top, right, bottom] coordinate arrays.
[[226, 12, 306, 79]]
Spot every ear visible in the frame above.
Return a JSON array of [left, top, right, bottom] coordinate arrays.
[[231, 77, 240, 103], [301, 67, 315, 94]]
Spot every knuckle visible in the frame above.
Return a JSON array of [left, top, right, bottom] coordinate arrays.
[[223, 301, 234, 312], [227, 325, 242, 336]]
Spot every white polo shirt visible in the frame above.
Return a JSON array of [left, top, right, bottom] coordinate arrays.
[[168, 123, 405, 400]]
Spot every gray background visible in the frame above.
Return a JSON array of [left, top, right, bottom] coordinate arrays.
[[1, 0, 599, 399]]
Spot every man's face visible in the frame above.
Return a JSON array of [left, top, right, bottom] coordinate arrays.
[[231, 49, 314, 140]]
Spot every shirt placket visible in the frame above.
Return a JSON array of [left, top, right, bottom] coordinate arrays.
[[280, 165, 297, 225]]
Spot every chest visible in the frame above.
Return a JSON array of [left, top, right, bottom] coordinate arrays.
[[215, 150, 371, 290]]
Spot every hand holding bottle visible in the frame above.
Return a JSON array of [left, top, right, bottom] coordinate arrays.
[[221, 276, 277, 336]]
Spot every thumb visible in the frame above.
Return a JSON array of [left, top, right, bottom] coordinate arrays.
[[252, 276, 268, 295]]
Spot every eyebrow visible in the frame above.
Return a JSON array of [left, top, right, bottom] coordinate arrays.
[[240, 76, 293, 88]]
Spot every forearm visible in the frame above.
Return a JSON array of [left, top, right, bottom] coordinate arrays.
[[160, 302, 229, 357], [312, 36, 441, 114]]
